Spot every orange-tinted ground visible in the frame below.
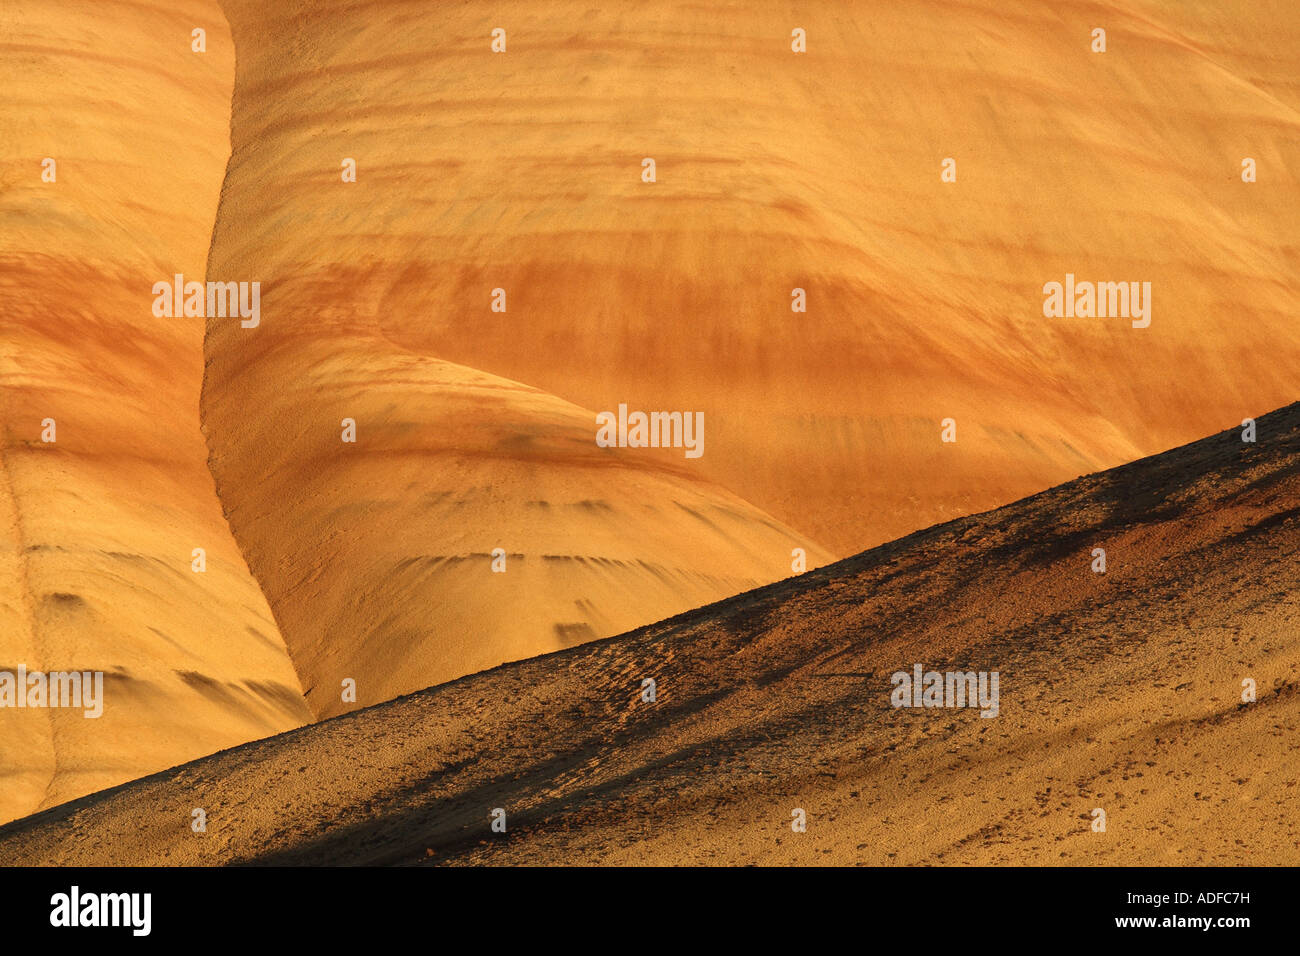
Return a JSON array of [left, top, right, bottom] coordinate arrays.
[[1, 403, 1295, 866], [1, 0, 1297, 836], [202, 0, 1300, 714], [0, 0, 310, 827], [210, 0, 1300, 554]]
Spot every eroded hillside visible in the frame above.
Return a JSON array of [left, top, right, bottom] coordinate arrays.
[[2, 403, 1295, 865]]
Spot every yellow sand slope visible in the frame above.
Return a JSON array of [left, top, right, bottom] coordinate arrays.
[[199, 0, 1300, 713], [211, 0, 1300, 560], [201, 339, 832, 717], [0, 1, 310, 826]]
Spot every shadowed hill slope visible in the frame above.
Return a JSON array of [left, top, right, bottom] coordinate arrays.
[[2, 402, 1296, 865]]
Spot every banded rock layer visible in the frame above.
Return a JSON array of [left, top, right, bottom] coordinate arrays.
[[0, 0, 311, 825]]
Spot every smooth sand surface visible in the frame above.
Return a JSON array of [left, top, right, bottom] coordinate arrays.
[[200, 0, 1300, 714], [208, 0, 1300, 557], [0, 1, 311, 826]]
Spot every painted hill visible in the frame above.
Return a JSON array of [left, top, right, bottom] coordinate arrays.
[[200, 0, 1300, 712], [210, 0, 1300, 559], [0, 0, 310, 826], [3, 0, 1296, 827]]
